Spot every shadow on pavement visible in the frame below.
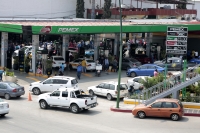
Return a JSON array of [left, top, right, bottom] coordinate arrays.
[[133, 116, 189, 122]]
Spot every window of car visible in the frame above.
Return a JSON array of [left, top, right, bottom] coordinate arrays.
[[97, 83, 105, 88], [130, 58, 138, 62], [8, 83, 20, 88], [133, 78, 139, 82], [53, 79, 66, 84], [147, 66, 157, 69], [54, 57, 64, 61], [151, 102, 162, 108], [109, 84, 115, 90], [117, 84, 128, 90], [70, 92, 75, 98], [0, 83, 7, 89], [71, 79, 78, 84], [139, 66, 147, 69], [172, 102, 178, 108], [51, 91, 60, 97], [43, 79, 53, 84], [178, 101, 183, 108], [62, 91, 68, 97], [104, 84, 110, 89], [162, 102, 173, 108], [86, 60, 95, 63]]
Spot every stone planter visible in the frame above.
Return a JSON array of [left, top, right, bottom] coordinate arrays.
[[3, 76, 18, 83]]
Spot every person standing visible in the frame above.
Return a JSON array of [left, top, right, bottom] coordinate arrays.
[[195, 51, 199, 59], [81, 59, 87, 73], [104, 57, 109, 74], [154, 69, 158, 77], [0, 68, 4, 81], [77, 63, 83, 80]]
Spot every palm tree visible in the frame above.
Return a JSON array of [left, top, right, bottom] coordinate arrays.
[[76, 0, 85, 18], [103, 0, 112, 19]]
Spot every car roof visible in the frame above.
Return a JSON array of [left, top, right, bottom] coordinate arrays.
[[155, 98, 179, 102], [58, 87, 79, 92], [49, 76, 76, 80], [102, 81, 126, 85]]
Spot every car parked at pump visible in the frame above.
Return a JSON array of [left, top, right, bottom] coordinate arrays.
[[122, 58, 141, 70], [51, 56, 66, 68], [29, 76, 78, 95], [87, 81, 128, 101], [0, 82, 25, 100], [38, 88, 98, 113], [69, 58, 96, 71], [132, 98, 184, 121], [13, 46, 32, 57], [0, 98, 9, 117], [126, 64, 165, 77]]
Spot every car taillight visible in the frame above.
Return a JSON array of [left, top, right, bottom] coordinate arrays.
[[85, 100, 87, 105], [115, 91, 118, 94], [179, 108, 183, 112], [53, 62, 56, 64], [7, 104, 9, 108], [88, 64, 91, 66], [12, 89, 17, 92]]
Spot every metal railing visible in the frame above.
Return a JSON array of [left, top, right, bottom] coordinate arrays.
[[135, 64, 200, 104]]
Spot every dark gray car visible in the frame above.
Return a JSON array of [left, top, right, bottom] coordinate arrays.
[[122, 58, 141, 70], [0, 82, 25, 100]]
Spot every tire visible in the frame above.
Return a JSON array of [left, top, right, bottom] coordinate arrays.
[[39, 100, 48, 109], [33, 88, 41, 95], [89, 90, 95, 96], [70, 104, 80, 114], [0, 114, 5, 117], [107, 93, 113, 101], [131, 72, 136, 77], [171, 113, 179, 121], [4, 94, 10, 100], [17, 96, 21, 98], [137, 111, 146, 119], [69, 65, 73, 70]]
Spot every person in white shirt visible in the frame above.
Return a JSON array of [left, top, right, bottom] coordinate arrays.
[[195, 51, 198, 58]]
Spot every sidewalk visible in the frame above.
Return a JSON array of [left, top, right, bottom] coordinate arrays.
[[110, 104, 200, 117]]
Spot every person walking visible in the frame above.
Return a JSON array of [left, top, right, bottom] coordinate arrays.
[[77, 63, 83, 80], [60, 63, 65, 74], [81, 59, 87, 73]]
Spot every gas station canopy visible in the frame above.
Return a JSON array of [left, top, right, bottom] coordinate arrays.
[[0, 19, 200, 34]]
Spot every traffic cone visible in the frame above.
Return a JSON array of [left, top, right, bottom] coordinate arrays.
[[28, 92, 32, 101]]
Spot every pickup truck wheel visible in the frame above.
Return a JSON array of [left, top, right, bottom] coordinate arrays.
[[107, 94, 113, 101], [70, 104, 80, 114], [89, 90, 95, 96], [33, 88, 41, 95], [39, 100, 48, 109]]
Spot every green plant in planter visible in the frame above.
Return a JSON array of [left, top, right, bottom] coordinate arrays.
[[45, 59, 53, 70], [5, 68, 15, 77], [24, 56, 31, 67], [195, 67, 200, 74]]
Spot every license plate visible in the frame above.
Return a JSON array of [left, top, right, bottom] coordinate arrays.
[[19, 89, 22, 91]]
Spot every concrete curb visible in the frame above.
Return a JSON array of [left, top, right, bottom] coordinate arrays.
[[110, 106, 200, 117]]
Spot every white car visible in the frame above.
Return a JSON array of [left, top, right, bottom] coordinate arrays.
[[69, 58, 96, 71], [0, 98, 9, 117], [38, 88, 98, 113], [29, 76, 78, 95], [13, 46, 32, 57], [52, 56, 66, 68], [87, 81, 128, 100], [127, 76, 150, 90]]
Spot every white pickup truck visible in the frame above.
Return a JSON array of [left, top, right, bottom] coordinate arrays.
[[38, 87, 98, 113]]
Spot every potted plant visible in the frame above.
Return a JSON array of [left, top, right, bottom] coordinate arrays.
[[13, 56, 19, 70], [45, 59, 53, 76], [3, 68, 17, 83], [24, 56, 31, 73]]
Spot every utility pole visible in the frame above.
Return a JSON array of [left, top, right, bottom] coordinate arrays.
[[116, 0, 123, 108], [91, 0, 95, 19]]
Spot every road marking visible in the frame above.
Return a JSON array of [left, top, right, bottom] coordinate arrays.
[[82, 73, 93, 78], [26, 77, 40, 82]]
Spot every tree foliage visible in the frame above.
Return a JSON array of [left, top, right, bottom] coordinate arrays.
[[76, 0, 85, 18], [103, 0, 111, 19]]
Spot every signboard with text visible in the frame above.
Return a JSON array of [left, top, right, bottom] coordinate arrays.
[[166, 27, 188, 55]]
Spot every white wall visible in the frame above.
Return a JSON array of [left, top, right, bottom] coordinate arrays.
[[187, 1, 200, 19], [0, 0, 76, 18]]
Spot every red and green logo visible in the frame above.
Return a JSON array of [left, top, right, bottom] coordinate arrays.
[[40, 26, 52, 33]]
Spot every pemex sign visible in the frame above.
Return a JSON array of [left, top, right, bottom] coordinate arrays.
[[58, 28, 79, 33]]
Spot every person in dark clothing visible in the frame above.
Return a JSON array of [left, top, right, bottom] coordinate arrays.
[[58, 66, 63, 76], [77, 63, 83, 80]]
